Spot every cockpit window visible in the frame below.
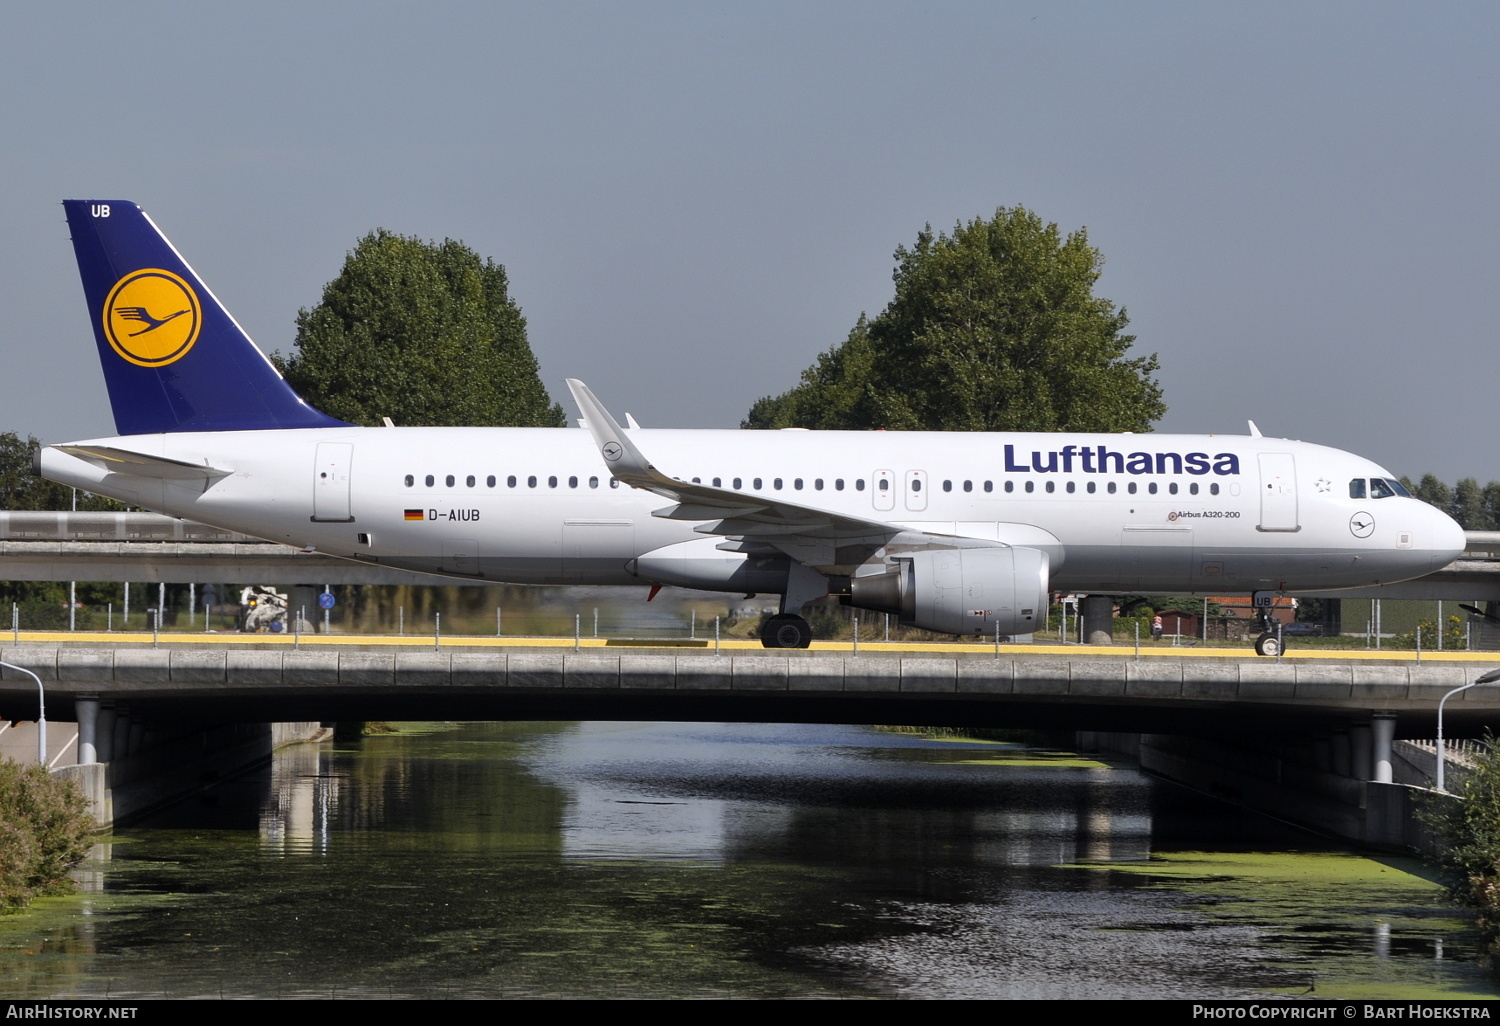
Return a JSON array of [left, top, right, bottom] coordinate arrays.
[[1369, 478, 1395, 499], [1387, 478, 1412, 497], [1349, 479, 1366, 499]]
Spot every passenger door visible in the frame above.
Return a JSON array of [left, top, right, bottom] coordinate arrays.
[[1257, 453, 1299, 532]]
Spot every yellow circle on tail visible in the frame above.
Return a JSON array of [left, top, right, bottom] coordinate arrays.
[[102, 269, 202, 367]]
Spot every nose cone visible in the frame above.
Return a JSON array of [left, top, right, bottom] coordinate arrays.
[[1426, 506, 1467, 571]]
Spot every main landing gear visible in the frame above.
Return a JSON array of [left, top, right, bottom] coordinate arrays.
[[760, 613, 813, 649]]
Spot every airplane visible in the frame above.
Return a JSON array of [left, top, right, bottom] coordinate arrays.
[[37, 200, 1466, 656]]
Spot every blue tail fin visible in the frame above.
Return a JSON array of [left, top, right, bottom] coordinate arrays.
[[63, 200, 348, 434]]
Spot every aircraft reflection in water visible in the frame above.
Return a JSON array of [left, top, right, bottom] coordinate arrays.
[[43, 201, 1463, 655]]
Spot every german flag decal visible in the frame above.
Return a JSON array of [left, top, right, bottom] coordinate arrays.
[[404, 509, 424, 521]]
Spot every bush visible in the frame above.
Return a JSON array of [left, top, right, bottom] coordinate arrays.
[[0, 759, 94, 911]]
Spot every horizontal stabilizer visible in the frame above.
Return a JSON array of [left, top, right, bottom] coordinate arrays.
[[54, 444, 232, 480]]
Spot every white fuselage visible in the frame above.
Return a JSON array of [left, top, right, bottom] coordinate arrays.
[[40, 426, 1463, 597]]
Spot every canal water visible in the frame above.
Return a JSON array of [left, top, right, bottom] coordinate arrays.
[[3, 721, 1496, 999]]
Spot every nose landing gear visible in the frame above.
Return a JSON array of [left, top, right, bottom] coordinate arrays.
[[1251, 591, 1283, 657]]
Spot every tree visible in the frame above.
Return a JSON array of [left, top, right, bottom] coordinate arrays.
[[1414, 473, 1455, 516], [274, 231, 564, 428], [1454, 478, 1492, 532], [746, 207, 1164, 432]]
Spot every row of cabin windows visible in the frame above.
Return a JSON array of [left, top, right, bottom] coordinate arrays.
[[405, 474, 621, 489], [404, 473, 1218, 497]]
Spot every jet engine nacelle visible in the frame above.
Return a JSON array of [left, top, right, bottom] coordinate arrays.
[[848, 545, 1050, 636]]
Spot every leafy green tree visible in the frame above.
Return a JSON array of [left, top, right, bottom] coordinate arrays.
[[746, 207, 1164, 432], [274, 231, 564, 428], [1455, 478, 1493, 532], [1414, 473, 1455, 515], [1485, 483, 1500, 533], [0, 758, 93, 910]]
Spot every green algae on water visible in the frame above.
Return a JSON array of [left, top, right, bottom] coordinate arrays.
[[1070, 851, 1497, 1000]]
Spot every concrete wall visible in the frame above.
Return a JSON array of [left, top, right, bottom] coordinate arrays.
[[1131, 732, 1457, 853], [52, 720, 325, 827]]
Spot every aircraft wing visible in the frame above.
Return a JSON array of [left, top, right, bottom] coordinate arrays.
[[566, 379, 991, 573]]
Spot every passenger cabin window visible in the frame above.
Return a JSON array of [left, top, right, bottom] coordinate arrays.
[[856, 479, 865, 491], [794, 478, 803, 490], [507, 475, 517, 488], [1025, 481, 1034, 493], [569, 476, 578, 488], [487, 475, 496, 488], [942, 480, 952, 492], [984, 481, 993, 493], [878, 479, 889, 492], [835, 479, 845, 490], [773, 478, 783, 490], [911, 479, 921, 492], [610, 478, 620, 488], [548, 476, 558, 488], [753, 478, 762, 489], [425, 475, 435, 487], [1066, 481, 1075, 493], [1005, 481, 1014, 493], [1086, 482, 1096, 494], [445, 475, 455, 487], [466, 475, 475, 487], [1349, 479, 1366, 499], [404, 474, 414, 487], [1209, 483, 1220, 495], [1148, 482, 1157, 494], [733, 478, 742, 489], [712, 478, 721, 487], [1108, 482, 1117, 494], [1128, 482, 1137, 494], [1045, 481, 1055, 493], [528, 476, 537, 488], [815, 479, 823, 490], [1189, 483, 1198, 495]]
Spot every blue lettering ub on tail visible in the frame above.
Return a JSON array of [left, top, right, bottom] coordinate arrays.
[[63, 200, 348, 434]]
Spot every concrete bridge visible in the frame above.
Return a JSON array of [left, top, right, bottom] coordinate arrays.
[[4, 638, 1498, 740], [4, 637, 1496, 846]]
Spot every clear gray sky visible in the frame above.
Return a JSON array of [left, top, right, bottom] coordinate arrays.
[[1, 2, 1493, 483]]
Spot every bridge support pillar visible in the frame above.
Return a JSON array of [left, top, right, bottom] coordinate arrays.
[[1080, 595, 1115, 646], [1350, 723, 1373, 781], [1372, 714, 1396, 784], [76, 696, 99, 766], [95, 704, 116, 763]]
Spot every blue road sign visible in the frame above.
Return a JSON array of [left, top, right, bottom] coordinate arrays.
[[318, 592, 336, 610]]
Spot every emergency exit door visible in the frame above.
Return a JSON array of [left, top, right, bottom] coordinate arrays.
[[312, 442, 354, 522]]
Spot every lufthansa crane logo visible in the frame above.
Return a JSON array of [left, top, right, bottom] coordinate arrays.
[[102, 269, 201, 367]]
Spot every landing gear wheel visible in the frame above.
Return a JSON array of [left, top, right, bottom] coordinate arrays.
[[760, 613, 813, 649], [1254, 632, 1282, 657]]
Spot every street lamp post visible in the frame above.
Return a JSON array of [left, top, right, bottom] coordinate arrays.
[[0, 660, 45, 766], [1436, 667, 1500, 792]]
